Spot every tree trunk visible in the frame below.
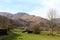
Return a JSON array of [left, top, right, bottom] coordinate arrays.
[[51, 27, 54, 36]]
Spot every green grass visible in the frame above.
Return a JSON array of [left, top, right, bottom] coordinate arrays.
[[1, 29, 60, 40]]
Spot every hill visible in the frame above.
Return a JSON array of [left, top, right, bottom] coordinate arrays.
[[0, 12, 49, 30], [0, 15, 13, 29]]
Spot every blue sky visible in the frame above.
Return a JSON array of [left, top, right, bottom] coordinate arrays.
[[0, 0, 60, 18]]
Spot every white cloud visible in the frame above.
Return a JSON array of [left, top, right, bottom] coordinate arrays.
[[28, 7, 49, 18], [28, 0, 60, 18], [42, 0, 57, 8]]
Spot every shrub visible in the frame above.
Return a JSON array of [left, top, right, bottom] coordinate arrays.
[[31, 23, 41, 34]]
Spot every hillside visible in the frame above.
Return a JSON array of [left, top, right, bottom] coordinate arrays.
[[0, 12, 14, 19], [0, 12, 49, 30], [54, 18, 60, 24], [0, 15, 13, 29]]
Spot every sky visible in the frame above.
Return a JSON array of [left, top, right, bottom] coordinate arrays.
[[0, 0, 60, 18]]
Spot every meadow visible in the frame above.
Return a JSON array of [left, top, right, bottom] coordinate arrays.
[[1, 29, 60, 40]]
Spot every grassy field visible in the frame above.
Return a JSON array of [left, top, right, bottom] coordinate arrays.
[[1, 29, 60, 40]]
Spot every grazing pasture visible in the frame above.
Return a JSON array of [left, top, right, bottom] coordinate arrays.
[[1, 29, 60, 40]]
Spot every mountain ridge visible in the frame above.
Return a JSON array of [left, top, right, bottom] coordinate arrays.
[[0, 12, 50, 30]]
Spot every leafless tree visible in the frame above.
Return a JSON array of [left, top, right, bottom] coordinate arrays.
[[48, 9, 57, 36]]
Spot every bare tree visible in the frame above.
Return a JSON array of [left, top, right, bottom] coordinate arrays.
[[48, 9, 57, 36]]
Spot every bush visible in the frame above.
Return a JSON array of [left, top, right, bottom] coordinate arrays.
[[31, 23, 41, 34]]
